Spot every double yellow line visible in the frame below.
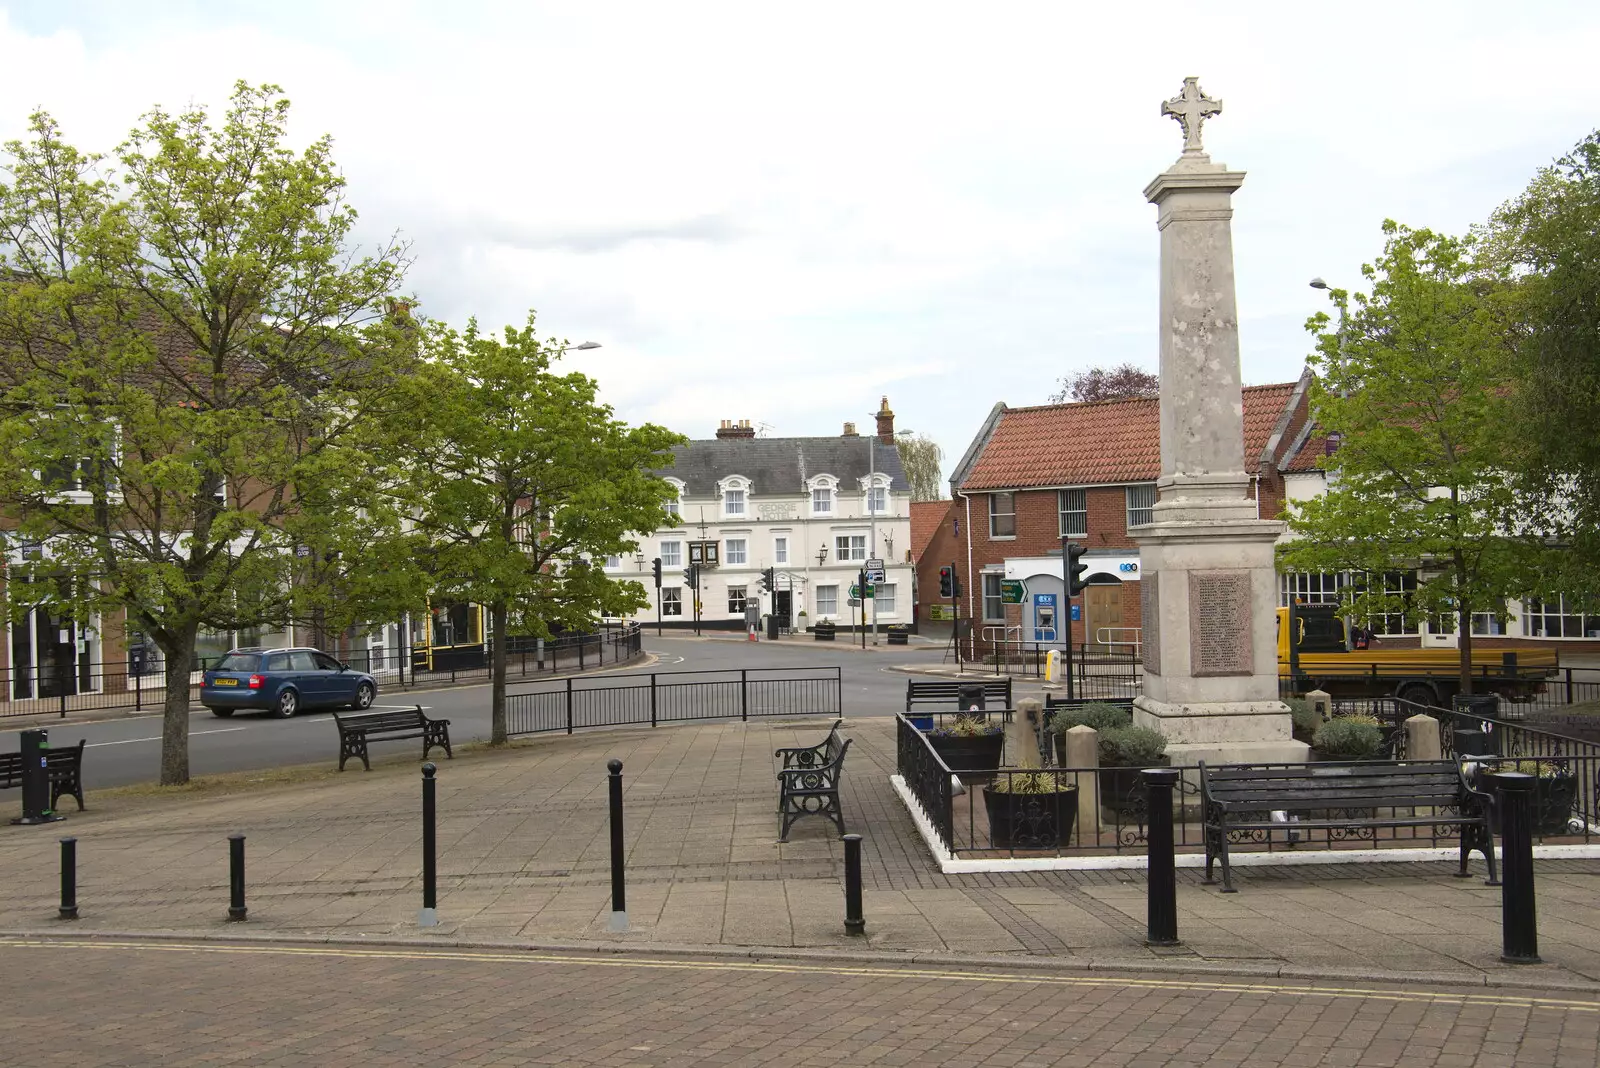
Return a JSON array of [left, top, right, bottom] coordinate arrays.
[[2, 937, 1595, 1013]]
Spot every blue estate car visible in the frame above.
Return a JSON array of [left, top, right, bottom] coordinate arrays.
[[202, 647, 378, 718]]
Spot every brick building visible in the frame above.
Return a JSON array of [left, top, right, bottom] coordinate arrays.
[[919, 373, 1315, 657]]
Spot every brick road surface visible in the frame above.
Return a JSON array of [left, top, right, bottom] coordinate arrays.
[[3, 937, 1598, 1067], [2, 718, 1600, 989]]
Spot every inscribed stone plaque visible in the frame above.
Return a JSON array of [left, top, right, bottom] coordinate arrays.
[[1140, 573, 1160, 675], [1187, 570, 1253, 677]]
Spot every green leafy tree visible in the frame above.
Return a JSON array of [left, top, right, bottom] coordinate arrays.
[[395, 316, 684, 743], [1278, 222, 1537, 696], [1482, 129, 1600, 606], [1048, 363, 1160, 404], [0, 83, 413, 784], [895, 429, 944, 501]]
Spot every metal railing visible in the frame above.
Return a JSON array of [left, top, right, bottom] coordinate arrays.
[[980, 641, 1143, 695], [1094, 627, 1143, 656], [897, 708, 1600, 859], [0, 623, 645, 719], [505, 667, 843, 737]]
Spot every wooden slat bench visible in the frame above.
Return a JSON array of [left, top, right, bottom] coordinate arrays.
[[905, 679, 1012, 714], [778, 738, 851, 842], [333, 706, 452, 771], [0, 738, 87, 811], [1200, 760, 1498, 893]]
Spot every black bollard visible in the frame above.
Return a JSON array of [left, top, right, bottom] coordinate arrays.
[[1143, 768, 1180, 946], [608, 759, 627, 931], [1496, 771, 1541, 964], [227, 834, 247, 921], [842, 833, 865, 935], [420, 762, 438, 927], [59, 837, 78, 920]]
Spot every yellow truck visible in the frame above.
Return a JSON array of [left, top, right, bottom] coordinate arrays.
[[1277, 605, 1559, 705]]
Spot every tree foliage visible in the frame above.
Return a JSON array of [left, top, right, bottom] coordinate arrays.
[[895, 429, 944, 501], [1482, 129, 1600, 606], [394, 316, 685, 743], [1048, 363, 1159, 404], [0, 83, 414, 784], [1277, 222, 1539, 694]]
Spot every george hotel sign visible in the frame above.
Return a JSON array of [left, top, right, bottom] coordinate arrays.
[[756, 502, 797, 521]]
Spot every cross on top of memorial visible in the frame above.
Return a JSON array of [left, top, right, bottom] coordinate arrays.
[[1161, 76, 1221, 156]]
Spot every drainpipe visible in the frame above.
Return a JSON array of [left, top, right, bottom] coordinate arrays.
[[957, 490, 976, 664]]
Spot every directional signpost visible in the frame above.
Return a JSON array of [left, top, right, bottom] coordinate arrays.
[[865, 558, 886, 585], [849, 583, 876, 599], [999, 579, 1027, 604]]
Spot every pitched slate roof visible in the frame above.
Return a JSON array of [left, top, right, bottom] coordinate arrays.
[[660, 437, 909, 497], [959, 382, 1299, 491]]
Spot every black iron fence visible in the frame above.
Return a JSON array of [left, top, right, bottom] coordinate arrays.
[[505, 667, 843, 737], [0, 623, 645, 719], [897, 708, 1600, 859]]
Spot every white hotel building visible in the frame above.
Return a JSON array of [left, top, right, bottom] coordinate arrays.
[[619, 406, 915, 632]]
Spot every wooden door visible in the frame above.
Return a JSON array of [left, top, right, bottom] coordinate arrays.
[[1085, 584, 1124, 653]]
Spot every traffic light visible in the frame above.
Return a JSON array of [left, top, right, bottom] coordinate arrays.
[[759, 567, 776, 595], [652, 557, 662, 588], [1065, 541, 1089, 596], [684, 563, 700, 590], [939, 564, 954, 598]]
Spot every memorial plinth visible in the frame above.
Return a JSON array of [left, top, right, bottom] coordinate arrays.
[[1131, 78, 1308, 766]]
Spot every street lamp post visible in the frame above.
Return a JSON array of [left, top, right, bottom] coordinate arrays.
[[1309, 278, 1348, 394]]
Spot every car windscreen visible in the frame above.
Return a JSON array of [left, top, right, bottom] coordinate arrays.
[[214, 653, 260, 672]]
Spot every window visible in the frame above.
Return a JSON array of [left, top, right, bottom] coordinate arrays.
[[289, 651, 318, 672], [1472, 610, 1508, 636], [724, 487, 745, 517], [866, 485, 887, 515], [1523, 596, 1600, 639], [265, 652, 292, 672], [812, 486, 834, 514], [816, 585, 838, 616], [835, 534, 867, 562], [313, 652, 342, 671], [662, 588, 683, 616], [1280, 571, 1343, 607], [988, 492, 1015, 538], [661, 540, 682, 567], [604, 555, 622, 570], [1126, 484, 1157, 528], [774, 536, 788, 564], [664, 489, 680, 518], [875, 582, 896, 614], [982, 574, 1005, 622], [727, 586, 747, 613], [1058, 489, 1087, 537], [725, 538, 747, 565], [1351, 571, 1419, 635]]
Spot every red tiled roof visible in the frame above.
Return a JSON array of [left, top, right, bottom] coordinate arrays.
[[960, 383, 1298, 491], [909, 500, 951, 562]]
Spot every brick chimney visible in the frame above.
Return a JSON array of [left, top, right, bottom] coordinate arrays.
[[716, 418, 756, 440], [875, 395, 895, 445], [841, 421, 858, 437]]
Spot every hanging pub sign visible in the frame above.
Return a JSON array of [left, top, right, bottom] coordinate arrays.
[[688, 540, 720, 566]]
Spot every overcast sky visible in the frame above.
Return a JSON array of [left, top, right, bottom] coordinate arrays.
[[4, 2, 1597, 478]]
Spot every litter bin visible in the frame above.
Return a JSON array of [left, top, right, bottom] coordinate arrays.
[[958, 683, 985, 713], [1454, 727, 1497, 758], [767, 614, 780, 641], [1454, 693, 1500, 720], [886, 625, 909, 647]]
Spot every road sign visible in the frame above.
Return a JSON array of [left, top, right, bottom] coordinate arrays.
[[999, 579, 1027, 604], [1071, 604, 1081, 621], [865, 568, 886, 584], [928, 604, 955, 620], [849, 583, 876, 599], [848, 597, 861, 607], [866, 557, 884, 570]]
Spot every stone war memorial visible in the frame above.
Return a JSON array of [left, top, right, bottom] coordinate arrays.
[[1132, 78, 1309, 766]]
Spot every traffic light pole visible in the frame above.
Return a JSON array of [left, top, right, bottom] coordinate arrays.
[[653, 558, 663, 638], [1062, 537, 1076, 700]]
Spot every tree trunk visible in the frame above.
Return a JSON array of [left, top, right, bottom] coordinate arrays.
[[1458, 602, 1474, 699], [490, 600, 508, 745], [158, 627, 198, 786]]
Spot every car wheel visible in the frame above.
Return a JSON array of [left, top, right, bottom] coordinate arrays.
[[275, 689, 299, 718], [210, 707, 234, 719], [1396, 682, 1436, 708], [351, 682, 376, 710]]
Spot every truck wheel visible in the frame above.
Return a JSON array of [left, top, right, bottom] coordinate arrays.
[[1396, 681, 1437, 708]]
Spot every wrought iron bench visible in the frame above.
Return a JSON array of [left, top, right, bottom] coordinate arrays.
[[905, 679, 1012, 713], [778, 738, 852, 842], [1199, 760, 1497, 893], [775, 719, 845, 772], [333, 706, 452, 771], [0, 738, 87, 811]]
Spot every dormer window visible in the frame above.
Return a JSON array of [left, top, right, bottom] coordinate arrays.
[[860, 473, 890, 517], [718, 476, 750, 518], [807, 474, 838, 517], [663, 478, 683, 519]]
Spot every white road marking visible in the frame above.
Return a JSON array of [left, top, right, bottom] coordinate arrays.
[[87, 728, 249, 748]]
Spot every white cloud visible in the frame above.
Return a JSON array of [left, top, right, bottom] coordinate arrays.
[[3, 1, 1597, 472]]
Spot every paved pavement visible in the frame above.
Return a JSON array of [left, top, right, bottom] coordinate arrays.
[[5, 936, 1597, 1067]]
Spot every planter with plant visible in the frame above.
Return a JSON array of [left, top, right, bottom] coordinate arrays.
[[982, 770, 1078, 849], [1480, 760, 1580, 837], [1311, 716, 1384, 761], [1047, 701, 1132, 764], [1096, 725, 1170, 814], [924, 714, 1005, 773], [1285, 697, 1323, 746]]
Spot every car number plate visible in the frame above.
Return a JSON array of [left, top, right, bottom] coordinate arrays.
[[213, 678, 239, 687]]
